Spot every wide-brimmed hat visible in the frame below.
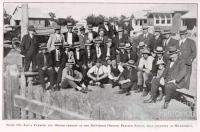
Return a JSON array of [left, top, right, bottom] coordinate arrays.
[[167, 46, 180, 55], [28, 25, 36, 32], [118, 27, 123, 32], [54, 25, 61, 30], [73, 26, 78, 31], [54, 41, 62, 46], [137, 42, 146, 49], [154, 46, 164, 54], [87, 24, 93, 30], [126, 60, 136, 67], [119, 43, 125, 49], [156, 60, 166, 65], [142, 24, 149, 30], [142, 48, 151, 54], [124, 43, 132, 50], [73, 42, 81, 48], [94, 39, 102, 44], [39, 43, 47, 50], [179, 26, 188, 35], [65, 62, 75, 67], [85, 40, 93, 46], [63, 44, 70, 48], [67, 22, 73, 28], [162, 29, 172, 35]]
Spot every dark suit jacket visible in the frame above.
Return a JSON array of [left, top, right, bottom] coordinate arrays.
[[98, 24, 113, 38], [51, 49, 62, 67], [20, 34, 38, 57], [85, 31, 98, 42], [152, 56, 168, 76], [153, 36, 163, 50], [59, 52, 69, 69], [103, 46, 116, 60], [128, 48, 138, 63], [138, 33, 154, 52], [63, 32, 79, 45], [163, 37, 179, 52], [162, 58, 187, 88], [121, 67, 137, 82], [178, 38, 196, 66], [36, 52, 53, 69], [119, 51, 129, 63], [74, 49, 86, 66]]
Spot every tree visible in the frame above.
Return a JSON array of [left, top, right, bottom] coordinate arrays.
[[65, 16, 77, 25], [4, 9, 11, 24], [86, 14, 105, 26], [49, 12, 56, 20], [56, 18, 67, 25]]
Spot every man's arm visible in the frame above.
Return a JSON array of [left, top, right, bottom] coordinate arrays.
[[87, 66, 97, 81], [186, 39, 196, 65]]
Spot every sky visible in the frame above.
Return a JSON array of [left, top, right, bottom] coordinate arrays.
[[4, 3, 197, 20]]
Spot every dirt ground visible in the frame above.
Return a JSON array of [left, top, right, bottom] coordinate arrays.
[[3, 48, 197, 120]]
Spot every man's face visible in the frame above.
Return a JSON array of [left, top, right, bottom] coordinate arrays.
[[96, 62, 101, 68], [80, 30, 85, 34], [156, 53, 163, 58], [42, 49, 47, 54], [104, 21, 108, 25], [154, 32, 160, 36], [143, 29, 148, 34], [68, 28, 72, 32], [111, 60, 116, 67], [99, 31, 104, 36], [76, 47, 80, 51], [126, 65, 131, 70], [87, 46, 90, 50], [55, 29, 60, 34], [96, 43, 100, 47], [164, 34, 170, 39], [180, 34, 187, 40], [107, 60, 111, 65], [55, 46, 60, 50], [88, 29, 92, 33], [65, 48, 69, 52], [158, 64, 165, 70], [107, 42, 112, 48], [143, 53, 149, 59], [125, 22, 129, 25], [126, 49, 130, 53], [120, 48, 125, 52]]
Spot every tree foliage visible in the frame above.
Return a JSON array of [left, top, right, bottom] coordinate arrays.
[[86, 14, 104, 26], [4, 9, 11, 24]]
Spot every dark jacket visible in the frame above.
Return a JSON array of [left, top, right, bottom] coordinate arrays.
[[138, 33, 154, 52], [162, 58, 187, 88], [152, 56, 168, 76], [153, 36, 163, 50], [85, 31, 98, 42], [74, 49, 86, 66], [98, 24, 113, 38], [63, 32, 79, 45], [121, 67, 137, 82], [20, 34, 38, 57], [36, 52, 53, 69], [103, 45, 116, 60], [178, 38, 196, 66], [119, 51, 129, 63]]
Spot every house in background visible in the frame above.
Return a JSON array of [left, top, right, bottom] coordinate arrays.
[[10, 6, 51, 27], [181, 10, 197, 30]]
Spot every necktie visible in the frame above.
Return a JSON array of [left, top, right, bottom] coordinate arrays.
[[44, 54, 47, 67]]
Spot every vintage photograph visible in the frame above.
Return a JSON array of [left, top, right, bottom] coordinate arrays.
[[3, 2, 197, 120]]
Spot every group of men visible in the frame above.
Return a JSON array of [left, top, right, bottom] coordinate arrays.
[[20, 18, 196, 109]]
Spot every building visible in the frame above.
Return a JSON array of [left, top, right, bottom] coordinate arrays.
[[10, 6, 51, 27]]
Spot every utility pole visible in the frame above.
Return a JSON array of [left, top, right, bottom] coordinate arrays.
[[21, 4, 28, 40]]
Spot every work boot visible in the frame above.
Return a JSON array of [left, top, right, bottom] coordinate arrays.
[[134, 85, 143, 93], [162, 101, 169, 109], [157, 90, 164, 101], [144, 97, 156, 103]]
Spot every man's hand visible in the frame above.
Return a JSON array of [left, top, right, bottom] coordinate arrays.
[[160, 77, 165, 86]]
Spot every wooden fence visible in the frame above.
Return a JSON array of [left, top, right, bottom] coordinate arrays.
[[3, 65, 90, 120]]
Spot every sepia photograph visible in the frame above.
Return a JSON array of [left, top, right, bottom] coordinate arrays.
[[3, 2, 197, 121]]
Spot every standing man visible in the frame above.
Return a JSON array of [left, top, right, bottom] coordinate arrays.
[[79, 26, 86, 49], [103, 38, 116, 61], [111, 18, 119, 38], [178, 26, 196, 89], [153, 27, 163, 50], [123, 18, 133, 35], [64, 22, 79, 46], [118, 43, 129, 64], [85, 24, 98, 43], [20, 25, 38, 72], [98, 18, 113, 38], [124, 43, 138, 63], [47, 26, 65, 53], [138, 24, 154, 52], [93, 39, 104, 61]]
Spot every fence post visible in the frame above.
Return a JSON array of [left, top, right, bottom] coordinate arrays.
[[27, 77, 34, 119], [20, 72, 27, 119]]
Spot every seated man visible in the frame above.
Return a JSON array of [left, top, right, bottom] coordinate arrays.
[[87, 59, 108, 88], [118, 60, 138, 96], [159, 46, 186, 109], [135, 48, 154, 97], [144, 59, 166, 103], [61, 62, 87, 93], [107, 59, 124, 87], [36, 44, 56, 91]]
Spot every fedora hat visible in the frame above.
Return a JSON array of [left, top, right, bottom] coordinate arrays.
[[154, 46, 164, 54], [54, 41, 62, 46], [119, 42, 125, 49], [94, 39, 102, 44], [85, 40, 93, 46], [63, 44, 70, 48], [137, 42, 146, 49], [73, 26, 78, 31], [67, 22, 73, 28], [87, 24, 93, 30], [156, 60, 166, 65], [28, 25, 36, 32], [142, 48, 151, 54], [179, 26, 188, 35], [54, 25, 61, 30], [39, 43, 47, 50], [118, 27, 123, 32], [126, 60, 136, 67], [124, 43, 132, 50], [65, 62, 75, 67], [167, 46, 180, 55], [142, 24, 149, 30], [73, 42, 81, 48], [80, 26, 85, 32], [162, 29, 172, 35], [104, 18, 109, 22]]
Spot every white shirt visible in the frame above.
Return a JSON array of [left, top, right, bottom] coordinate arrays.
[[138, 56, 154, 71], [104, 24, 109, 31], [179, 38, 187, 47], [143, 32, 149, 39], [107, 65, 124, 79], [96, 47, 101, 58], [67, 32, 73, 45], [88, 65, 108, 76], [106, 47, 110, 57], [55, 49, 60, 61], [76, 51, 80, 60], [164, 37, 171, 47], [88, 32, 93, 41], [170, 62, 174, 68]]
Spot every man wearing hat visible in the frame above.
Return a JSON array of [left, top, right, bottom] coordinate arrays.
[[73, 42, 86, 69], [111, 18, 119, 37], [36, 43, 56, 91], [98, 18, 113, 38], [162, 29, 179, 54], [118, 43, 129, 64], [123, 18, 133, 35], [93, 39, 104, 61], [144, 59, 166, 103], [178, 26, 196, 89], [97, 28, 108, 47], [135, 48, 154, 97], [85, 24, 98, 43], [138, 24, 154, 52], [124, 43, 138, 63], [20, 25, 38, 72], [64, 22, 79, 46], [118, 60, 138, 96], [47, 25, 65, 53], [78, 26, 87, 49], [159, 46, 187, 109], [61, 62, 87, 93], [153, 27, 163, 50]]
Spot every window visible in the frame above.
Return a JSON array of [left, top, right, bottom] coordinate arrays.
[[161, 14, 165, 24], [155, 14, 160, 24], [166, 14, 171, 24], [144, 19, 147, 24], [15, 20, 20, 26]]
